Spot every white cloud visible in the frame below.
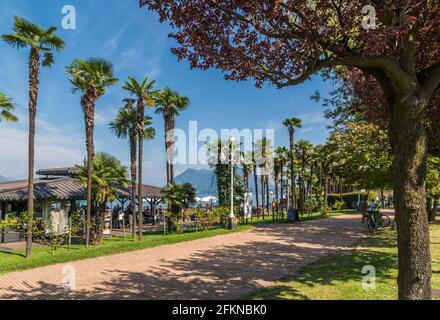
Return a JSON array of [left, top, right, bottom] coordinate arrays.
[[0, 119, 84, 180]]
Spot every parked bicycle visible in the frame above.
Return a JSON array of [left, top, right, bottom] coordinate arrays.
[[363, 204, 391, 232]]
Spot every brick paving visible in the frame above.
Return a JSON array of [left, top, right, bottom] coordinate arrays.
[[0, 214, 367, 300]]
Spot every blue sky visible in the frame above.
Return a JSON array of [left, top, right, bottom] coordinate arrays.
[[0, 0, 335, 186]]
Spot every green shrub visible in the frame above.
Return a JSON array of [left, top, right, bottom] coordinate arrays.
[[332, 200, 347, 210], [328, 192, 368, 209], [303, 198, 319, 215]]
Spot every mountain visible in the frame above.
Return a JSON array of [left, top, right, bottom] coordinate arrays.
[[0, 175, 7, 182], [175, 168, 217, 197]]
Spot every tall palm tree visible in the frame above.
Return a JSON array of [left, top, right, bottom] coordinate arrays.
[[66, 58, 118, 248], [2, 16, 64, 258], [155, 87, 190, 184], [275, 147, 288, 207], [0, 93, 18, 122], [77, 152, 128, 245], [122, 76, 157, 241], [296, 139, 313, 213], [283, 117, 302, 209], [109, 100, 155, 238], [251, 146, 260, 218]]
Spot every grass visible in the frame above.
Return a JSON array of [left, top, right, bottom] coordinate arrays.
[[247, 221, 440, 300], [0, 225, 254, 275]]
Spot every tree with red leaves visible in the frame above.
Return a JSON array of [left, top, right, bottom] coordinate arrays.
[[140, 0, 440, 299]]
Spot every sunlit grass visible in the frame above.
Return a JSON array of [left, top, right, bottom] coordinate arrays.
[[247, 222, 440, 300]]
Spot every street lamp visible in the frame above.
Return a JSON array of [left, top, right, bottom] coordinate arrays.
[[229, 136, 236, 219], [219, 136, 242, 229]]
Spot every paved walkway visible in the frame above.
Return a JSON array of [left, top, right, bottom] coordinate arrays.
[[0, 214, 367, 300]]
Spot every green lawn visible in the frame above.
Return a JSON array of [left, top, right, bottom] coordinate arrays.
[[0, 225, 254, 275], [247, 221, 440, 300]]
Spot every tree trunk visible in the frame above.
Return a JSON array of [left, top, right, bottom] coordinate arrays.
[[90, 203, 105, 245], [289, 128, 296, 208], [266, 175, 270, 212], [81, 85, 98, 248], [129, 132, 137, 239], [164, 110, 173, 184], [261, 173, 265, 218], [324, 174, 329, 207], [137, 100, 145, 241], [169, 112, 175, 183], [25, 47, 40, 258], [428, 196, 438, 223], [390, 97, 431, 300], [253, 165, 259, 218]]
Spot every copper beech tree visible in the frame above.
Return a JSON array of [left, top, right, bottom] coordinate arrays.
[[140, 0, 440, 299]]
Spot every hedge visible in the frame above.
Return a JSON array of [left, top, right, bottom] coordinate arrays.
[[327, 192, 368, 209]]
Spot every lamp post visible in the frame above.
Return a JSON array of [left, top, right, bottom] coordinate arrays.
[[220, 136, 240, 229]]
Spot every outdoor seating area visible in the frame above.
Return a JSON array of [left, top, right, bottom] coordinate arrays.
[[0, 167, 163, 244]]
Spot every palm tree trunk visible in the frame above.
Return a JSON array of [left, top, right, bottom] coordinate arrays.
[[253, 165, 259, 218], [81, 85, 98, 248], [129, 132, 137, 239], [266, 175, 270, 212], [261, 173, 265, 219], [289, 128, 296, 208], [164, 111, 172, 184], [169, 112, 175, 183], [137, 101, 145, 241], [275, 175, 279, 219], [26, 47, 40, 258]]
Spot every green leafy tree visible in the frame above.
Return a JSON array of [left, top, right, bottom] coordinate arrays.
[[427, 156, 440, 222], [0, 93, 18, 122], [109, 100, 155, 238], [122, 76, 157, 241], [66, 58, 118, 247], [206, 139, 244, 207], [326, 122, 393, 191], [2, 16, 64, 258]]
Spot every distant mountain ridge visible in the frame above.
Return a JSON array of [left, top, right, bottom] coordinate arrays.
[[175, 168, 217, 197], [0, 175, 7, 182]]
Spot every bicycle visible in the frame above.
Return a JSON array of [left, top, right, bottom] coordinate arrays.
[[365, 206, 391, 232]]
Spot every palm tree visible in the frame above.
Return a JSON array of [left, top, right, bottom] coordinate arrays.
[[283, 117, 302, 209], [0, 93, 18, 122], [122, 76, 157, 241], [161, 183, 197, 233], [275, 147, 288, 207], [77, 152, 128, 245], [66, 58, 118, 248], [296, 139, 313, 213], [155, 87, 190, 184], [251, 148, 260, 218], [109, 100, 155, 238], [2, 16, 64, 258]]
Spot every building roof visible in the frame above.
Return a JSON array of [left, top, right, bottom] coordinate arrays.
[[0, 177, 162, 202], [36, 167, 80, 177]]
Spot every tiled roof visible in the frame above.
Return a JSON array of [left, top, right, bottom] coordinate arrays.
[[36, 167, 80, 177], [0, 178, 162, 201]]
